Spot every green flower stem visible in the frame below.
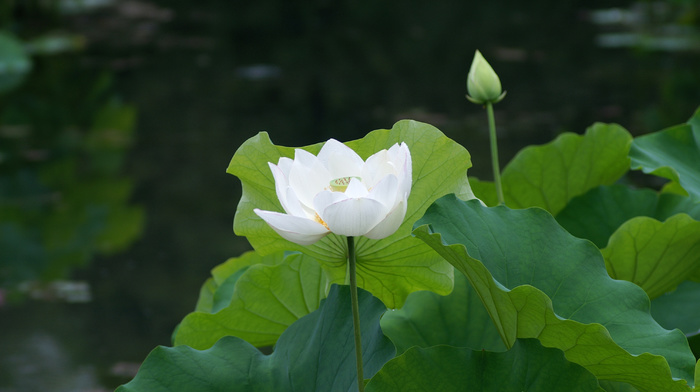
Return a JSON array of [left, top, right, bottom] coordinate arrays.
[[487, 102, 505, 205], [347, 236, 365, 392]]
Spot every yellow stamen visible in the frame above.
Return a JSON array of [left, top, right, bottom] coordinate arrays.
[[314, 213, 330, 230]]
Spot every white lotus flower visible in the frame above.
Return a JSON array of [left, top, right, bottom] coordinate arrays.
[[254, 139, 412, 245]]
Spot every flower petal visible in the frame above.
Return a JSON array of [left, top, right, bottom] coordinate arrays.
[[364, 198, 408, 239], [270, 162, 290, 212], [317, 139, 364, 178], [321, 197, 386, 237], [389, 142, 412, 197], [292, 148, 321, 168], [344, 177, 369, 198], [400, 143, 412, 197], [284, 186, 310, 218], [313, 190, 348, 217], [366, 174, 399, 208], [276, 157, 294, 176], [288, 149, 331, 210], [362, 150, 396, 188], [254, 209, 329, 245], [271, 158, 315, 218]]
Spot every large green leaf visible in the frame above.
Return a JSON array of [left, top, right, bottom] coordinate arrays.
[[380, 271, 505, 354], [414, 195, 695, 391], [556, 185, 700, 299], [118, 285, 395, 392], [193, 250, 286, 313], [468, 177, 499, 207], [365, 339, 603, 392], [192, 277, 216, 314], [651, 280, 700, 336], [472, 123, 632, 215], [227, 120, 470, 307], [602, 214, 700, 299], [556, 184, 700, 248], [175, 251, 327, 349], [597, 380, 640, 392], [630, 107, 700, 201]]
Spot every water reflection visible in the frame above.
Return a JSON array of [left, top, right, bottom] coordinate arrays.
[[0, 62, 143, 294], [1, 3, 143, 390], [591, 2, 700, 51], [1, 1, 699, 390], [1, 332, 104, 392]]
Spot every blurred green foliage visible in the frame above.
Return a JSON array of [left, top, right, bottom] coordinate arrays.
[[0, 3, 142, 291], [0, 32, 31, 93]]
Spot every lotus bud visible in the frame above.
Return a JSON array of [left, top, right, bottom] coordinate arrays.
[[466, 50, 506, 105]]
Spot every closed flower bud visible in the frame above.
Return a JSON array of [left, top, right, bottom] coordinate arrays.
[[466, 50, 506, 105]]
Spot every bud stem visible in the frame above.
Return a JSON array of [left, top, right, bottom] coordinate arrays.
[[347, 236, 365, 392], [487, 102, 505, 205]]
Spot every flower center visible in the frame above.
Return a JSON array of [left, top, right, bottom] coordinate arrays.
[[329, 176, 361, 192]]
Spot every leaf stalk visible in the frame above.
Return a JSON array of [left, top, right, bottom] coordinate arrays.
[[487, 102, 505, 205], [348, 236, 365, 392]]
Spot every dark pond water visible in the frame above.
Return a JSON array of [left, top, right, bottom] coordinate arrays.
[[1, 1, 698, 390]]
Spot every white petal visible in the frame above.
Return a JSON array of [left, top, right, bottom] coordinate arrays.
[[293, 148, 321, 168], [367, 174, 399, 207], [388, 143, 412, 197], [321, 197, 386, 237], [284, 186, 310, 218], [270, 162, 290, 212], [277, 157, 294, 176], [254, 209, 329, 245], [288, 149, 331, 210], [387, 143, 405, 163], [344, 177, 369, 198], [399, 143, 412, 197], [317, 139, 364, 178], [362, 150, 396, 188], [313, 190, 348, 217], [364, 198, 408, 239]]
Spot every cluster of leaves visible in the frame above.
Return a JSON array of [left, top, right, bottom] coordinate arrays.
[[119, 110, 700, 391]]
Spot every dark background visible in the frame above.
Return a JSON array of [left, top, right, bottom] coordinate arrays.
[[1, 1, 698, 390]]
